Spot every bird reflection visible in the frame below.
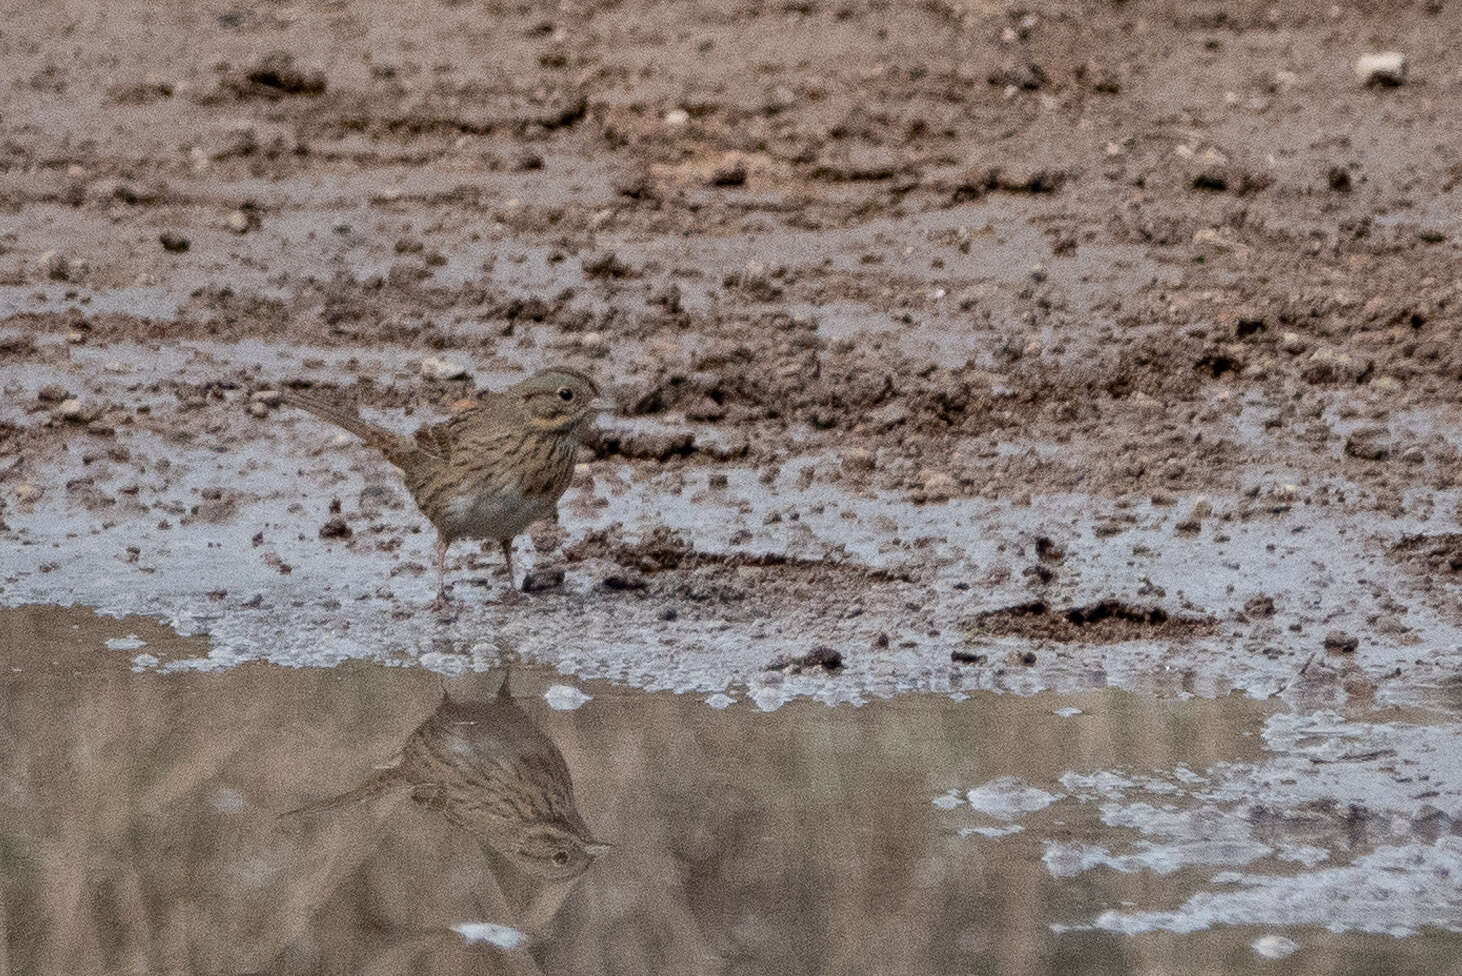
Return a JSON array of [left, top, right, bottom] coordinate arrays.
[[289, 673, 607, 883]]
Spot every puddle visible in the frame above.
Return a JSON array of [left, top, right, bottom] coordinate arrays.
[[3, 607, 1462, 974]]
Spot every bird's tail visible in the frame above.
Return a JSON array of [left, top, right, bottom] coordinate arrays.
[[281, 389, 405, 459], [278, 768, 403, 819]]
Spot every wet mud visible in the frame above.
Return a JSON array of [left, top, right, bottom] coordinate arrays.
[[4, 0, 1462, 968], [4, 0, 1462, 704]]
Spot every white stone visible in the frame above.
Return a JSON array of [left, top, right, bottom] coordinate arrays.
[[420, 355, 470, 381], [451, 922, 527, 949], [1356, 52, 1407, 86], [1251, 935, 1300, 960], [918, 468, 957, 501], [544, 684, 591, 711]]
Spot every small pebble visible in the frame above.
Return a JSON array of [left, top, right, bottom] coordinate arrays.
[[842, 447, 876, 472], [521, 569, 565, 593], [710, 160, 747, 187]]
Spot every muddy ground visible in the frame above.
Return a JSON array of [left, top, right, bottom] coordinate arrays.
[[4, 0, 1462, 705]]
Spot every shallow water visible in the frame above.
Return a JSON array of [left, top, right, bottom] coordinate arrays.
[[3, 606, 1462, 975]]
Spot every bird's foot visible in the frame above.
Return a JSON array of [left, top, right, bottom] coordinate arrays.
[[430, 587, 461, 616]]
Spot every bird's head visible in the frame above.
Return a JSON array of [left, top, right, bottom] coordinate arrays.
[[507, 821, 612, 881], [512, 367, 612, 435]]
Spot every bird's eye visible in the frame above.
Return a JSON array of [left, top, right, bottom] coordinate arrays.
[[552, 850, 570, 865], [557, 387, 574, 402]]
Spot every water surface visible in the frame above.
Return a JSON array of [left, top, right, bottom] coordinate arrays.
[[2, 607, 1461, 975]]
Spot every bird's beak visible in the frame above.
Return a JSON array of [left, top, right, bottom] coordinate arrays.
[[583, 839, 614, 858], [587, 396, 616, 415]]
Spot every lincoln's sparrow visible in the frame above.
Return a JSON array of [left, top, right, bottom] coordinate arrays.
[[283, 367, 606, 606], [287, 675, 607, 882]]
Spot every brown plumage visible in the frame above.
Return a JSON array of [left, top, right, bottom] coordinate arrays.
[[283, 367, 605, 605], [285, 676, 607, 882]]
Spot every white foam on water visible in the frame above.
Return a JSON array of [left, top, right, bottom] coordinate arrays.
[[451, 922, 527, 949], [964, 776, 1062, 820], [1251, 935, 1300, 960], [751, 687, 785, 712], [544, 684, 592, 711]]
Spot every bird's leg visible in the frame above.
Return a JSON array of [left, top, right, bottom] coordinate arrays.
[[431, 537, 453, 610], [500, 538, 524, 603], [500, 538, 516, 586]]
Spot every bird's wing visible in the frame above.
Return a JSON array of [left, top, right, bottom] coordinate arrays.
[[425, 395, 520, 465]]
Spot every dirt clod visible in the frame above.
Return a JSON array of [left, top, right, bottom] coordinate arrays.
[[767, 646, 844, 674], [318, 517, 351, 540], [969, 600, 1217, 644]]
